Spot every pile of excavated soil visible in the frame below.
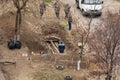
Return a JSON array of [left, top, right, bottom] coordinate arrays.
[[41, 21, 76, 50], [0, 12, 47, 52], [0, 8, 77, 55]]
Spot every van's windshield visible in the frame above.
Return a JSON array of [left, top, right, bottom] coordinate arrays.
[[83, 0, 102, 4]]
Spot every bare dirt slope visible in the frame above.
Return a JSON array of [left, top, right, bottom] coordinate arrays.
[[0, 1, 82, 80], [0, 0, 120, 80]]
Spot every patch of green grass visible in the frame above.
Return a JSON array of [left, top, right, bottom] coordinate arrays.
[[44, 0, 52, 3], [38, 0, 52, 3], [116, 0, 120, 2]]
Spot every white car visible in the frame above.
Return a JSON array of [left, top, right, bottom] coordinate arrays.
[[76, 0, 103, 16]]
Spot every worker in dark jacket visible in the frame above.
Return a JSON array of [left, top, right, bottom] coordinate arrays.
[[58, 41, 65, 53], [64, 4, 71, 18], [68, 13, 73, 30], [40, 1, 46, 17], [54, 0, 60, 18]]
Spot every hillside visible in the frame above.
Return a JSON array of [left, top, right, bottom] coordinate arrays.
[[1, 0, 120, 80]]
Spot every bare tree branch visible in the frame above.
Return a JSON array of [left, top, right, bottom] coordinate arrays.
[[13, 0, 28, 41], [89, 12, 120, 80]]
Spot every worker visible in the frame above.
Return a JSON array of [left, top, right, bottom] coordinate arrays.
[[68, 13, 73, 30], [64, 4, 71, 18], [54, 0, 60, 18], [58, 41, 65, 53], [39, 1, 46, 17]]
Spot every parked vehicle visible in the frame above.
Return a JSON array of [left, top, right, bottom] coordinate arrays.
[[75, 0, 103, 16]]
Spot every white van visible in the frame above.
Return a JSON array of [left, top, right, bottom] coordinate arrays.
[[75, 0, 103, 16]]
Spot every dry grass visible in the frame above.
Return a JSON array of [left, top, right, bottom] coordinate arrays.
[[33, 67, 89, 80], [33, 72, 64, 80], [116, 0, 120, 1]]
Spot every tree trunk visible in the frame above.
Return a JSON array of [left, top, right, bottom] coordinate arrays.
[[14, 10, 19, 41], [105, 73, 112, 80], [15, 9, 22, 41], [17, 10, 22, 41]]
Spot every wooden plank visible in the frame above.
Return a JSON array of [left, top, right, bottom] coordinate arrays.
[[50, 43, 57, 54], [45, 35, 60, 40], [45, 35, 60, 42], [47, 43, 55, 54], [0, 59, 16, 64], [50, 41, 59, 53], [45, 40, 59, 43], [54, 42, 58, 48]]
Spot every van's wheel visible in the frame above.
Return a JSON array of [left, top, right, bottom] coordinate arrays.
[[81, 9, 84, 15], [76, 2, 80, 9], [99, 13, 102, 16], [81, 9, 87, 16]]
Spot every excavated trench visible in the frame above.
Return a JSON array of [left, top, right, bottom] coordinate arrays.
[[45, 36, 60, 54]]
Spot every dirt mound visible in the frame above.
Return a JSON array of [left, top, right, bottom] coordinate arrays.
[[41, 21, 75, 50], [0, 0, 76, 52], [0, 12, 47, 52], [0, 12, 15, 44], [21, 28, 48, 52]]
